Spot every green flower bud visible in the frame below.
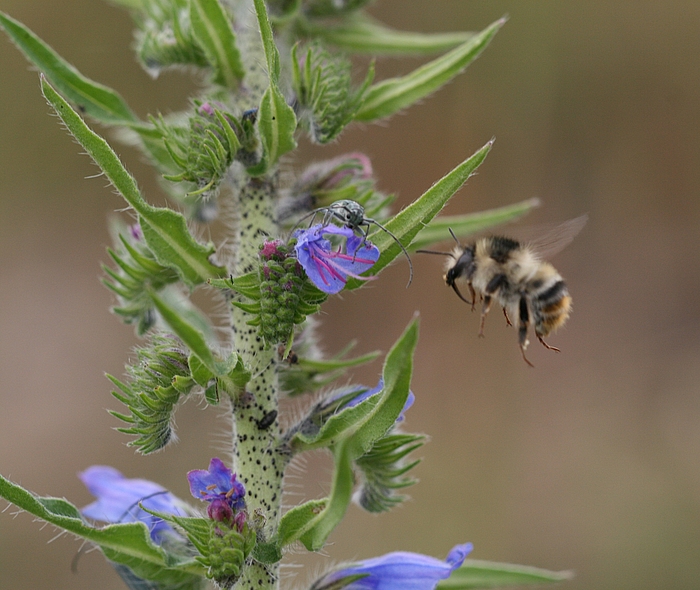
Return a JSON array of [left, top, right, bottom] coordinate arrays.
[[109, 334, 195, 454]]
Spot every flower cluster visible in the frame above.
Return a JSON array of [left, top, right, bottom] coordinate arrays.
[[188, 457, 247, 529]]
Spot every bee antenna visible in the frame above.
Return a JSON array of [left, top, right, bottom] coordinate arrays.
[[448, 228, 461, 244], [415, 249, 456, 259], [367, 218, 413, 288]]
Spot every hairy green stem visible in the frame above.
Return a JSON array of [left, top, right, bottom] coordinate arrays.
[[229, 176, 285, 590]]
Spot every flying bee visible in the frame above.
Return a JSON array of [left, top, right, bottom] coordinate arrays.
[[291, 199, 414, 287], [418, 215, 587, 366]]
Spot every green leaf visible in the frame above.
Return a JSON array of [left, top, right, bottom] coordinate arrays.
[[249, 85, 297, 176], [346, 140, 493, 290], [0, 12, 137, 125], [150, 290, 218, 373], [355, 18, 506, 122], [252, 541, 283, 564], [253, 0, 280, 83], [0, 474, 206, 583], [409, 197, 541, 251], [189, 354, 214, 387], [189, 0, 245, 88], [350, 317, 418, 455], [107, 0, 144, 8], [279, 344, 380, 397], [248, 0, 297, 175], [278, 439, 354, 551], [302, 13, 475, 55], [354, 432, 425, 513], [40, 77, 225, 286], [292, 318, 417, 453], [438, 560, 574, 589]]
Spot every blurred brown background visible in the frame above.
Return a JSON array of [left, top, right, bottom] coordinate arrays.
[[1, 0, 700, 588]]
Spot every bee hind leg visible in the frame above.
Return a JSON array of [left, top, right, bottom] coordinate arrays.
[[502, 307, 513, 327], [536, 334, 561, 353], [518, 294, 535, 367], [479, 296, 492, 338], [481, 273, 508, 337]]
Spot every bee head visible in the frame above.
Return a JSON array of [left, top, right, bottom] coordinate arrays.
[[446, 246, 475, 285]]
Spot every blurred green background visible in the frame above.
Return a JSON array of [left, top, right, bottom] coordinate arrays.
[[1, 1, 700, 588]]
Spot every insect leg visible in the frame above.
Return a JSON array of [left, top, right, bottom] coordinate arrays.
[[536, 334, 561, 353], [518, 294, 535, 368], [366, 218, 413, 288], [480, 274, 508, 337], [468, 284, 476, 311], [502, 307, 513, 326], [288, 207, 327, 236], [479, 296, 492, 337]]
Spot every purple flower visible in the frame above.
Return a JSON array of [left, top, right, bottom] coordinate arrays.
[[187, 458, 246, 522], [341, 378, 415, 422], [315, 544, 472, 590], [79, 465, 187, 543], [294, 224, 380, 294]]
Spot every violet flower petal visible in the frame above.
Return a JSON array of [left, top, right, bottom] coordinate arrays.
[[79, 465, 185, 542], [294, 224, 379, 294], [319, 543, 472, 590]]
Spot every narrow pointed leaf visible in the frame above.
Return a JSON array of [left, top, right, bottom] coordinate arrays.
[[291, 318, 417, 452], [149, 290, 218, 374], [40, 77, 225, 286], [303, 13, 475, 55], [0, 12, 137, 124], [189, 0, 244, 88], [409, 197, 541, 251], [107, 0, 144, 7], [0, 474, 206, 582], [355, 18, 505, 122], [248, 0, 297, 175], [249, 85, 297, 176], [253, 0, 280, 83], [350, 317, 417, 455], [438, 560, 574, 589], [345, 140, 492, 289], [278, 439, 354, 550]]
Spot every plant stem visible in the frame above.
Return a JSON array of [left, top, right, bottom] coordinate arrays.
[[229, 176, 284, 589]]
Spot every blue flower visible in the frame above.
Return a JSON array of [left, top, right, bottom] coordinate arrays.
[[79, 465, 187, 543], [187, 457, 246, 520], [294, 224, 380, 294], [315, 543, 472, 590]]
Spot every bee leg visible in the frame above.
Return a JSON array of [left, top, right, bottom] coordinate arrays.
[[518, 295, 535, 367], [536, 334, 561, 353], [468, 284, 477, 311], [480, 274, 507, 336], [502, 307, 513, 327], [479, 296, 492, 337]]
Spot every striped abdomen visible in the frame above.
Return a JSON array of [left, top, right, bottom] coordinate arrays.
[[529, 264, 571, 337]]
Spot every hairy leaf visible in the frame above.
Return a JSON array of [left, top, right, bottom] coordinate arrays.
[[0, 474, 206, 584], [345, 140, 493, 289], [41, 77, 225, 286], [302, 13, 474, 56], [0, 12, 137, 124], [438, 560, 574, 589], [409, 197, 541, 251], [189, 0, 244, 88], [355, 18, 506, 122]]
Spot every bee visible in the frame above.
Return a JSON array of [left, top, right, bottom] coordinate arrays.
[[418, 215, 587, 366]]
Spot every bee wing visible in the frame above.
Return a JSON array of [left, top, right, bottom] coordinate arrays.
[[525, 214, 588, 259]]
